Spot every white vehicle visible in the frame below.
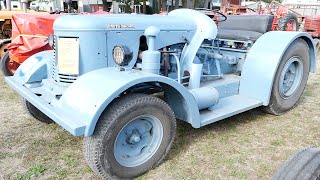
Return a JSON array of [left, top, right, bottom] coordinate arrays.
[[30, 0, 90, 13]]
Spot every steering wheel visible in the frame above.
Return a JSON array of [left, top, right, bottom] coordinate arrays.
[[195, 8, 228, 22]]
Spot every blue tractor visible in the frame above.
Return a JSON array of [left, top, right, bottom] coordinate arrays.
[[5, 9, 316, 178]]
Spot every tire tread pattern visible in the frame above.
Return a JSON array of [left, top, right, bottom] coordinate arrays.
[[265, 39, 310, 115], [272, 147, 320, 180], [22, 99, 53, 124], [277, 13, 299, 31], [83, 94, 176, 179]]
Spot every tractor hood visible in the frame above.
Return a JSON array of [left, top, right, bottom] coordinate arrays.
[[50, 9, 218, 84], [54, 13, 196, 31]]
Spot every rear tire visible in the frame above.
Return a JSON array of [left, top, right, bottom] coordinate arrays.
[[83, 94, 176, 179], [277, 13, 299, 31], [272, 147, 320, 180], [22, 98, 53, 124], [265, 39, 310, 115]]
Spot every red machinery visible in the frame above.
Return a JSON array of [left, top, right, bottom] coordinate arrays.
[[0, 14, 58, 76], [220, 0, 299, 32], [304, 15, 320, 48], [270, 5, 299, 31], [304, 15, 320, 37]]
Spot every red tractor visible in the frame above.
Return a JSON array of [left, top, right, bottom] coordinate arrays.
[[304, 15, 320, 48], [220, 0, 300, 32], [269, 5, 299, 31]]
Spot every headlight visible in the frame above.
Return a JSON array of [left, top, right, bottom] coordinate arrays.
[[112, 45, 133, 66], [48, 34, 55, 49]]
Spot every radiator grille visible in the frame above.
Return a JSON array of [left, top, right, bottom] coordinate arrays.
[[52, 36, 78, 84]]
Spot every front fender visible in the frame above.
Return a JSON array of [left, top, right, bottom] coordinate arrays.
[[14, 50, 54, 84], [239, 31, 316, 105], [55, 68, 200, 136]]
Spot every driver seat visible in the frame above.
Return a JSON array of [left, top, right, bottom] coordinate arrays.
[[217, 15, 274, 41]]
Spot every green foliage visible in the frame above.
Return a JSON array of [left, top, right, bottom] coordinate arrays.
[[16, 164, 46, 180]]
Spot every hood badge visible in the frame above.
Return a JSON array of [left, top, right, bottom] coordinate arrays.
[[107, 24, 135, 29]]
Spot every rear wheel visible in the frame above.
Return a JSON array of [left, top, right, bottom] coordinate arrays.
[[84, 94, 176, 179], [22, 99, 53, 124], [277, 13, 299, 31], [265, 39, 310, 115], [272, 147, 320, 180]]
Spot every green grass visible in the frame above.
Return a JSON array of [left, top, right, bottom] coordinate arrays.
[[0, 56, 320, 179], [16, 164, 46, 180]]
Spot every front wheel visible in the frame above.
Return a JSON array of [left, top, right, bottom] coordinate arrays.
[[22, 99, 53, 124], [265, 39, 310, 115], [84, 94, 176, 179]]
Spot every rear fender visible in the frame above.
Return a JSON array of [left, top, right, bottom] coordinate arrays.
[[55, 68, 200, 136], [239, 32, 316, 105]]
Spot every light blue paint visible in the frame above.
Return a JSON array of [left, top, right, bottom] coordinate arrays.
[[168, 9, 218, 76], [56, 68, 200, 136], [14, 50, 54, 83], [54, 13, 197, 75], [5, 76, 86, 136], [114, 114, 163, 167], [5, 9, 316, 138], [239, 31, 316, 105]]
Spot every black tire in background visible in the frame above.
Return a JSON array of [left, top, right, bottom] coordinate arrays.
[[0, 51, 12, 76], [22, 98, 53, 124], [265, 39, 310, 115], [277, 13, 299, 31], [83, 94, 176, 179], [271, 147, 320, 180]]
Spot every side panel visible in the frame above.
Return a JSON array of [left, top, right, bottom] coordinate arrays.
[[55, 30, 108, 75], [55, 68, 200, 136], [239, 32, 316, 106]]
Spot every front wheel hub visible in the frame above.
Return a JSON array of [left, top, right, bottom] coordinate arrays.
[[127, 131, 141, 144], [114, 114, 163, 167]]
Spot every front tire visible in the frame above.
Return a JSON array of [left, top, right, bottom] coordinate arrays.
[[265, 39, 310, 115], [22, 99, 53, 124], [84, 94, 176, 179]]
